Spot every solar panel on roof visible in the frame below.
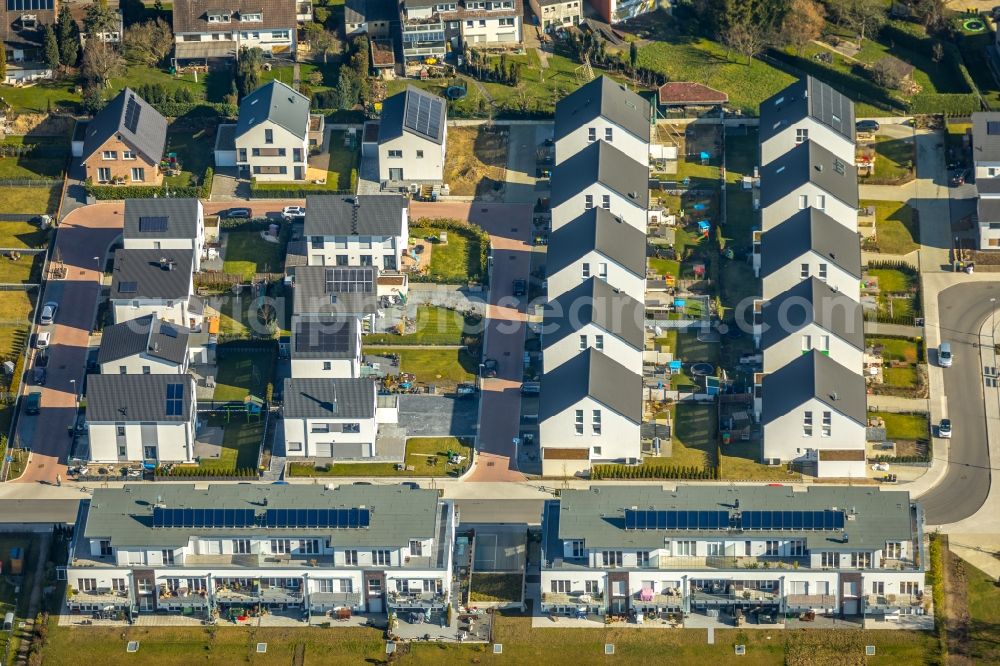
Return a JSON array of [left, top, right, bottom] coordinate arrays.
[[325, 267, 373, 294], [165, 383, 184, 416], [295, 320, 353, 353], [124, 95, 142, 133], [403, 91, 443, 140], [160, 325, 178, 338], [138, 216, 168, 233], [118, 281, 138, 294]]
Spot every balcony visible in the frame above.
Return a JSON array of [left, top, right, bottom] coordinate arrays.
[[634, 589, 682, 605], [69, 588, 130, 606], [865, 593, 924, 613], [541, 592, 602, 605], [654, 555, 809, 571], [184, 553, 334, 568], [786, 594, 837, 608], [387, 591, 448, 609], [690, 585, 777, 604], [310, 591, 361, 607]]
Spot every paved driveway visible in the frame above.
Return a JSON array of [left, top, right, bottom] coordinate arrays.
[[398, 395, 479, 437], [410, 201, 532, 481], [15, 203, 124, 483]]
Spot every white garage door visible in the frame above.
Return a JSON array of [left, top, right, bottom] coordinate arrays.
[[314, 443, 333, 457], [368, 597, 382, 613], [214, 150, 237, 167], [843, 599, 859, 615]]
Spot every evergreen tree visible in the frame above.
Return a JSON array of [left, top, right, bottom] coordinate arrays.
[[0, 41, 6, 83], [43, 25, 60, 71], [56, 5, 79, 67], [337, 69, 357, 110]]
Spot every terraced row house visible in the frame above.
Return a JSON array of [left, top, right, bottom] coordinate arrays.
[[752, 77, 867, 478], [65, 484, 456, 622], [539, 77, 651, 475], [539, 485, 931, 626]]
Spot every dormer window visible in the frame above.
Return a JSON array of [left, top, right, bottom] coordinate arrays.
[[208, 12, 232, 23], [240, 12, 262, 22]]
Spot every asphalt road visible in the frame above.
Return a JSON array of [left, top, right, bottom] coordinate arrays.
[[919, 282, 1000, 524]]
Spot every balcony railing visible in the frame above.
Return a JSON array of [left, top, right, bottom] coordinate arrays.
[[786, 594, 837, 607], [70, 589, 130, 605], [865, 593, 924, 611], [541, 592, 602, 605], [388, 591, 448, 608], [654, 555, 809, 570], [691, 587, 777, 603]]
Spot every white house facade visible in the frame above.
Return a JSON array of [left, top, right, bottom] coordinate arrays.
[[304, 195, 409, 271], [65, 484, 456, 621], [377, 86, 447, 185], [759, 141, 859, 233], [290, 316, 363, 379], [172, 0, 297, 62], [758, 76, 856, 167], [553, 76, 650, 166], [234, 80, 313, 181], [97, 315, 190, 376], [971, 113, 1000, 249], [110, 249, 203, 330], [550, 139, 649, 232], [122, 198, 206, 271]]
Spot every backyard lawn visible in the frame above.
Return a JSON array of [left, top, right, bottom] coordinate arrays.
[[870, 411, 929, 441], [162, 122, 215, 189], [638, 402, 717, 472], [213, 347, 275, 402], [364, 306, 481, 345], [37, 614, 940, 665], [0, 290, 34, 359], [288, 437, 473, 477], [866, 267, 919, 319], [409, 223, 487, 283], [862, 200, 919, 255], [223, 230, 286, 278], [0, 220, 50, 248], [0, 137, 67, 180], [869, 337, 920, 364], [870, 135, 914, 183], [720, 439, 802, 481], [657, 331, 720, 390], [0, 186, 61, 215], [254, 130, 359, 191], [366, 348, 477, 387], [0, 253, 41, 283], [883, 366, 919, 388], [469, 573, 522, 602], [187, 415, 263, 472], [963, 557, 1000, 663]]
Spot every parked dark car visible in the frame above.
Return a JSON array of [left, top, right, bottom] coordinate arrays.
[[225, 207, 252, 219], [24, 391, 41, 415], [855, 119, 880, 133], [481, 359, 498, 378], [32, 367, 46, 386], [513, 279, 527, 297], [950, 169, 969, 187]]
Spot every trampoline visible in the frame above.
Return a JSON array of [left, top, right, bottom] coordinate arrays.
[[963, 18, 986, 32], [691, 363, 714, 377]]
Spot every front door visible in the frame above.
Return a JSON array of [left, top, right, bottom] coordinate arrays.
[[294, 166, 304, 180], [144, 445, 157, 461], [388, 168, 403, 181]]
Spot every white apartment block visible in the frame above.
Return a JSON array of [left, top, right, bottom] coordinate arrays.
[[971, 113, 1000, 249], [529, 0, 582, 30], [540, 486, 930, 626], [304, 195, 409, 271], [290, 316, 363, 379], [86, 374, 197, 464], [123, 198, 206, 272], [759, 140, 858, 233], [553, 76, 651, 166], [65, 484, 456, 621], [758, 76, 856, 167]]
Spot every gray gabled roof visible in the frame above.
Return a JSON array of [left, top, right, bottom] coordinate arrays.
[[976, 177, 1000, 195], [377, 86, 447, 145], [979, 197, 1000, 222], [760, 140, 858, 209], [759, 77, 855, 144], [292, 315, 360, 359], [82, 484, 443, 549], [110, 249, 193, 301], [539, 348, 642, 423], [282, 378, 376, 419], [303, 195, 408, 237], [236, 80, 310, 140], [761, 278, 864, 351], [972, 112, 1000, 163], [761, 208, 861, 279], [345, 0, 397, 23], [82, 88, 167, 165], [546, 207, 647, 278], [543, 278, 645, 350], [292, 266, 379, 317], [761, 350, 866, 426], [123, 198, 201, 241], [551, 140, 649, 210], [98, 315, 189, 366], [87, 374, 194, 423], [554, 76, 651, 143]]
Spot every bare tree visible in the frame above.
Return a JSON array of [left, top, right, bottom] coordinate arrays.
[[81, 39, 124, 86], [778, 0, 826, 51], [829, 0, 887, 45], [721, 21, 770, 65], [123, 18, 173, 66], [304, 22, 339, 63]]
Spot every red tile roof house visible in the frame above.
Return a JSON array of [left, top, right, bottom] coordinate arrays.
[[656, 82, 729, 115]]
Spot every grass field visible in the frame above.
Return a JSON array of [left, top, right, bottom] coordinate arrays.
[[213, 348, 275, 402], [0, 186, 61, 215], [641, 402, 717, 471], [720, 438, 801, 481], [883, 366, 919, 388], [443, 126, 508, 197], [963, 557, 1000, 662], [870, 135, 914, 183], [0, 138, 67, 180], [288, 437, 473, 477], [162, 123, 214, 189], [38, 611, 941, 665], [186, 416, 264, 472], [409, 224, 486, 284], [366, 348, 477, 387], [862, 200, 919, 255], [469, 573, 522, 602], [0, 290, 34, 359], [869, 337, 919, 364], [0, 253, 41, 283], [871, 411, 929, 441], [223, 230, 286, 279], [364, 306, 480, 345], [0, 220, 49, 249], [867, 268, 916, 294]]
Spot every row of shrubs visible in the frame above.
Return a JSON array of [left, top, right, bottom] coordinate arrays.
[[157, 466, 258, 478], [864, 311, 918, 326], [866, 259, 919, 275], [249, 184, 356, 198], [590, 464, 718, 480], [85, 167, 213, 200]]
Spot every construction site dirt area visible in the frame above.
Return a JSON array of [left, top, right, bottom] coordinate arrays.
[[443, 126, 508, 198]]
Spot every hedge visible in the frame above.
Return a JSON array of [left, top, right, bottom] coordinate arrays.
[[928, 534, 947, 662], [85, 167, 213, 200], [249, 184, 354, 198], [590, 464, 717, 480], [864, 311, 916, 326], [156, 466, 258, 478]]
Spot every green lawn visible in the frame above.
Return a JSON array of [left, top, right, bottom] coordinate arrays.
[[366, 348, 477, 387], [724, 130, 759, 182], [0, 186, 61, 215], [0, 290, 33, 359], [215, 283, 292, 338], [869, 135, 914, 183], [665, 332, 720, 389], [862, 199, 919, 255], [870, 411, 929, 440], [469, 573, 522, 602], [185, 416, 263, 472], [868, 337, 919, 364], [213, 348, 275, 402], [648, 256, 680, 280], [288, 437, 473, 477], [223, 230, 286, 278], [363, 306, 481, 345], [963, 557, 1000, 663], [0, 220, 49, 249], [883, 366, 919, 388], [638, 403, 717, 472], [867, 268, 916, 294], [0, 137, 67, 179], [410, 224, 486, 284], [720, 439, 802, 481], [162, 122, 215, 189], [37, 615, 941, 665], [0, 252, 41, 283], [252, 130, 359, 192]]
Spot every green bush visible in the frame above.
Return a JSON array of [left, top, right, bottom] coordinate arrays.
[[410, 217, 492, 285], [590, 464, 712, 480], [85, 165, 214, 200], [249, 184, 354, 198]]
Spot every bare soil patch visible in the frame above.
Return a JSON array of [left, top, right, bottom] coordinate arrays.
[[443, 126, 507, 198]]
